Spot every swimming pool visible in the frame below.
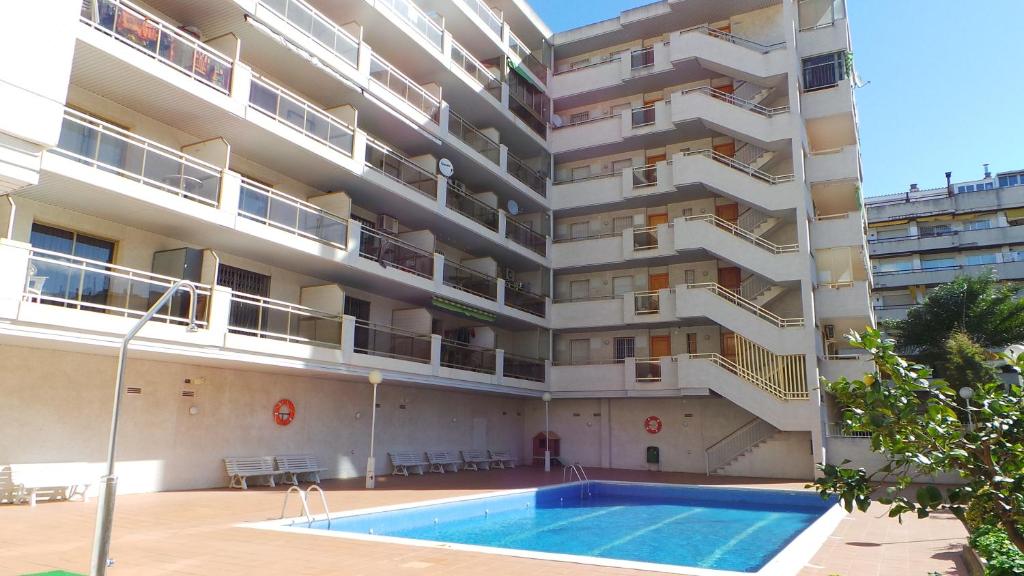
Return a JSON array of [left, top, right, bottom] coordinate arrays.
[[253, 481, 843, 575]]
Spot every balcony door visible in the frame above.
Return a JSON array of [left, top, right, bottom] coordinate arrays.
[[718, 267, 741, 292], [345, 296, 371, 352], [715, 203, 739, 224], [29, 223, 115, 312], [721, 331, 737, 362], [650, 335, 671, 358], [648, 273, 669, 291], [647, 213, 668, 227], [713, 141, 736, 158]]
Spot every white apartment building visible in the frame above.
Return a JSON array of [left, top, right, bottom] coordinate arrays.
[[0, 0, 870, 491]]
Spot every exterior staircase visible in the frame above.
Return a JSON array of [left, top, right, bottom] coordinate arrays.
[[740, 275, 787, 306], [676, 283, 805, 353], [733, 81, 775, 107], [734, 142, 774, 171], [737, 207, 781, 238], [705, 417, 778, 474], [674, 214, 803, 282]]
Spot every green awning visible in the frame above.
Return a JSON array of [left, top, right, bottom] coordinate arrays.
[[432, 297, 496, 322]]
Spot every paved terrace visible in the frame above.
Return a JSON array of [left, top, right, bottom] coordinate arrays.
[[1, 468, 967, 576]]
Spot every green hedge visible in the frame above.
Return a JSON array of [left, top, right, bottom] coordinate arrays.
[[969, 525, 1024, 576]]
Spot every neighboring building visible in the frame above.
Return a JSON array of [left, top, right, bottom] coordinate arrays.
[[866, 166, 1024, 322], [0, 0, 869, 490]]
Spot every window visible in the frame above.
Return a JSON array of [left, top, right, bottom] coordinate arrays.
[[568, 111, 590, 125], [218, 263, 271, 332], [919, 224, 953, 237], [569, 339, 590, 364], [876, 260, 913, 273], [921, 257, 957, 270], [612, 216, 634, 233], [686, 333, 698, 354], [682, 208, 693, 217], [966, 253, 1000, 266], [612, 276, 634, 296], [958, 185, 971, 193], [569, 221, 590, 240], [571, 165, 591, 181], [999, 174, 1021, 187], [569, 280, 590, 301], [964, 219, 991, 231], [801, 51, 845, 91], [613, 336, 635, 362], [684, 269, 696, 285], [875, 226, 908, 240], [29, 223, 115, 311]]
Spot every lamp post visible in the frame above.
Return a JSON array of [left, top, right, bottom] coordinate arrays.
[[542, 392, 552, 472], [959, 386, 974, 431], [91, 281, 198, 576], [365, 370, 383, 489]]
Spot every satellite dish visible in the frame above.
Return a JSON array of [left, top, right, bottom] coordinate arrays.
[[438, 158, 454, 178], [506, 199, 519, 216]]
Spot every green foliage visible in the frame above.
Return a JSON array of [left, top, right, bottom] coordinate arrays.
[[880, 273, 1024, 367], [808, 328, 1024, 553], [969, 525, 1024, 576]]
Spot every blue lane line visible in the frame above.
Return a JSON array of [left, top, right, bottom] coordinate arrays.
[[698, 512, 780, 567], [589, 508, 705, 556]]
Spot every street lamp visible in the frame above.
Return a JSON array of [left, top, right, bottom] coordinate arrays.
[[366, 370, 383, 489], [542, 392, 552, 472], [959, 386, 974, 431]]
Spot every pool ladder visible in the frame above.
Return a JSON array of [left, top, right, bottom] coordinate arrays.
[[562, 463, 591, 499], [280, 484, 331, 528]]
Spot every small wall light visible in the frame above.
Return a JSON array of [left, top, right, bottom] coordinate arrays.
[[355, 411, 362, 420], [188, 405, 200, 416]]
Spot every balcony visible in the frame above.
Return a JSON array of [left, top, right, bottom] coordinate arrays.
[[551, 296, 623, 329], [811, 211, 866, 250], [363, 138, 437, 199], [369, 54, 442, 122], [669, 86, 791, 147], [504, 282, 546, 317], [507, 30, 547, 87], [549, 360, 626, 394], [505, 217, 546, 256], [806, 146, 859, 183], [258, 0, 360, 68], [449, 39, 503, 103], [798, 15, 851, 58], [552, 161, 674, 212], [506, 151, 547, 198], [440, 339, 496, 374], [626, 289, 676, 323], [816, 281, 873, 321], [442, 260, 498, 301], [447, 111, 501, 167], [552, 224, 674, 269], [227, 292, 343, 348], [358, 227, 435, 278], [352, 319, 432, 364], [502, 352, 546, 383], [551, 42, 671, 102], [237, 178, 349, 249], [802, 78, 854, 120], [550, 100, 672, 156], [819, 354, 873, 383], [869, 226, 1024, 257], [248, 76, 355, 157], [873, 260, 1024, 289]]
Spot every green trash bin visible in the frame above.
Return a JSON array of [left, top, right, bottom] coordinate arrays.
[[646, 446, 660, 465]]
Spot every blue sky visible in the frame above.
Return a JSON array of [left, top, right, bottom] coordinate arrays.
[[531, 1, 1024, 196]]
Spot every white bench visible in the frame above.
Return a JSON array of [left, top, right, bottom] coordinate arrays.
[[460, 449, 491, 471], [275, 454, 327, 485], [389, 451, 429, 476], [5, 463, 95, 506], [225, 457, 280, 489], [489, 449, 516, 469], [426, 450, 461, 473]]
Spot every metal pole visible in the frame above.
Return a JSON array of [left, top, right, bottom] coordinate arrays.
[[91, 281, 198, 576], [365, 370, 382, 489], [544, 398, 551, 472]]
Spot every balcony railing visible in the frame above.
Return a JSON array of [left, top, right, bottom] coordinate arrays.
[[82, 0, 233, 93], [228, 292, 342, 345], [506, 71, 549, 132], [358, 227, 435, 278], [683, 214, 799, 254], [684, 24, 787, 54], [352, 320, 431, 363], [55, 109, 222, 206], [635, 358, 662, 382], [508, 31, 547, 81], [450, 40, 502, 101], [632, 164, 657, 188], [682, 149, 795, 184], [258, 0, 359, 66], [681, 85, 789, 117], [442, 260, 498, 300], [503, 353, 545, 382], [631, 104, 657, 128], [826, 422, 871, 438], [802, 59, 845, 92], [377, 0, 443, 50], [238, 178, 348, 248], [446, 180, 499, 231], [739, 274, 775, 301], [441, 340, 496, 374], [504, 283, 545, 317], [632, 226, 659, 250], [24, 247, 211, 326], [364, 138, 438, 198], [505, 217, 547, 256], [448, 111, 500, 165], [687, 283, 804, 328], [630, 46, 655, 71], [369, 54, 441, 121], [249, 75, 355, 156], [507, 152, 547, 197], [469, 0, 502, 36], [633, 290, 661, 314]]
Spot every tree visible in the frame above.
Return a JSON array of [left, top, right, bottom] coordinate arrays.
[[810, 328, 1024, 553], [881, 273, 1024, 367]]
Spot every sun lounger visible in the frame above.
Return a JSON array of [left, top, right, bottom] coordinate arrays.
[[275, 454, 327, 485], [5, 463, 94, 505], [460, 449, 491, 471], [389, 451, 429, 476], [489, 449, 516, 469], [426, 450, 461, 473], [225, 456, 280, 489]]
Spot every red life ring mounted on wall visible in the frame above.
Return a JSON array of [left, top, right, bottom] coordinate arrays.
[[273, 399, 296, 426], [644, 415, 663, 434]]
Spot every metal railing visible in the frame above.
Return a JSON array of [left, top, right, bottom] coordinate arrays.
[[631, 104, 657, 128], [450, 39, 502, 101], [739, 274, 776, 302], [635, 358, 662, 381], [504, 283, 546, 317], [552, 231, 621, 244], [705, 418, 775, 474], [737, 208, 772, 233], [55, 109, 222, 206], [228, 292, 342, 345], [448, 110, 500, 165], [506, 152, 547, 197], [238, 178, 348, 248], [826, 422, 871, 438], [630, 46, 655, 70], [364, 138, 437, 198], [632, 226, 659, 250], [682, 24, 787, 53], [469, 0, 502, 36], [442, 260, 498, 300], [352, 320, 431, 363], [258, 0, 359, 66], [733, 143, 770, 169], [505, 218, 546, 256], [802, 59, 845, 92], [679, 85, 789, 116], [506, 70, 549, 125], [508, 31, 547, 81], [358, 227, 435, 278], [249, 75, 355, 156], [632, 164, 658, 188], [376, 0, 443, 51], [503, 353, 545, 382], [686, 283, 804, 327], [681, 149, 794, 184], [683, 214, 798, 254], [24, 248, 211, 326], [446, 179, 499, 230], [689, 352, 808, 400], [440, 339, 496, 373], [82, 0, 233, 93], [369, 54, 441, 121], [633, 290, 661, 314]]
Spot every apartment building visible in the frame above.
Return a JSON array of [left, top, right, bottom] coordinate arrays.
[[867, 166, 1024, 322], [0, 0, 869, 489]]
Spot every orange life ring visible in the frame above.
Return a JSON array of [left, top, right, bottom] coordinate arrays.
[[273, 399, 296, 426], [644, 415, 663, 434]]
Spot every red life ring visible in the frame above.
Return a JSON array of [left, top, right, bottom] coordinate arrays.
[[273, 399, 296, 426], [644, 415, 662, 434]]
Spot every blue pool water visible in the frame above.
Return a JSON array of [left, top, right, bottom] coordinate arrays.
[[301, 482, 835, 573]]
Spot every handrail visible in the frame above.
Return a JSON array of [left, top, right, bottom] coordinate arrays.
[[678, 85, 789, 117], [506, 151, 547, 197], [689, 352, 808, 399], [256, 0, 359, 66], [352, 319, 432, 363], [505, 217, 547, 256], [632, 225, 661, 250], [228, 291, 343, 344], [369, 53, 441, 121], [238, 178, 348, 249], [445, 179, 499, 231], [553, 231, 620, 243], [633, 290, 662, 314], [553, 170, 622, 184], [685, 283, 804, 327], [55, 108, 222, 206], [739, 274, 776, 301], [249, 74, 355, 156], [629, 45, 655, 70], [440, 338, 496, 373], [469, 0, 502, 36], [364, 137, 437, 198], [681, 148, 794, 184], [358, 226, 435, 278], [631, 164, 658, 187], [280, 486, 312, 524], [502, 352, 546, 382], [679, 24, 787, 53], [82, 0, 234, 93], [442, 260, 498, 300], [683, 214, 799, 254], [826, 422, 871, 438], [447, 110, 500, 165], [504, 281, 546, 317], [705, 418, 776, 474], [630, 103, 657, 128], [507, 30, 547, 81], [450, 39, 502, 100], [304, 485, 331, 529], [377, 0, 443, 51], [736, 208, 771, 233]]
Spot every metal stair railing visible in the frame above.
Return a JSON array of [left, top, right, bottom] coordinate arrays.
[[681, 149, 794, 184], [677, 85, 789, 117], [684, 283, 803, 328], [704, 418, 777, 475], [683, 213, 798, 254]]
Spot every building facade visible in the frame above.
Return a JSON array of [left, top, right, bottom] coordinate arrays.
[[0, 0, 869, 491], [867, 167, 1024, 322]]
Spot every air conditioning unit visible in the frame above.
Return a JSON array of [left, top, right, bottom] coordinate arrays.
[[824, 324, 835, 340], [377, 214, 399, 235], [505, 269, 516, 281]]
